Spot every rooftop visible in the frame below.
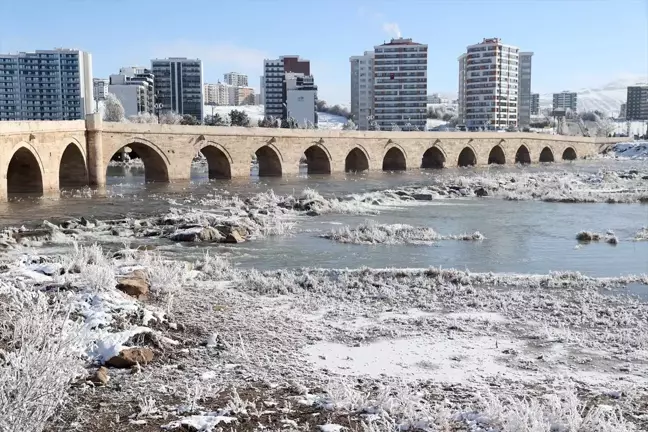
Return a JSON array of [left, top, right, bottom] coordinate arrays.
[[378, 38, 423, 46]]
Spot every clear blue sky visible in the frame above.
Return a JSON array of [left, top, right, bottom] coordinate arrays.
[[2, 0, 647, 105]]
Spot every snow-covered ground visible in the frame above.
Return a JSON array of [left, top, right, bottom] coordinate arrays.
[[204, 104, 347, 130]]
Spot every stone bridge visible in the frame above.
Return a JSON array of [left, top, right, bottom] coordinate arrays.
[[0, 113, 624, 200]]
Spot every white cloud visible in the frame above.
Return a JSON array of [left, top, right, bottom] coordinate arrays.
[[382, 22, 402, 38], [150, 40, 269, 89]]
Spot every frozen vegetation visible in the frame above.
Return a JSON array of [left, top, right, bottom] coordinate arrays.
[[322, 220, 484, 244], [1, 160, 648, 431]]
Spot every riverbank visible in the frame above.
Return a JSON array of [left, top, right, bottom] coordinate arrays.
[[1, 159, 648, 431]]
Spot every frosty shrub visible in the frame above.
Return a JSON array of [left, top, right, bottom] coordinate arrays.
[[159, 111, 183, 125], [103, 93, 126, 122], [140, 251, 192, 312], [342, 119, 357, 130], [0, 290, 88, 432], [129, 112, 159, 124]]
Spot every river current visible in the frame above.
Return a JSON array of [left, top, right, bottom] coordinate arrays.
[[2, 160, 647, 279]]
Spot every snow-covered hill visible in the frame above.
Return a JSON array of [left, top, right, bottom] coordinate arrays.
[[539, 76, 647, 116], [204, 105, 347, 129]]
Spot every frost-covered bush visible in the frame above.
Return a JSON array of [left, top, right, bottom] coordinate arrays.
[[140, 251, 193, 312], [0, 289, 88, 432], [103, 93, 126, 122], [462, 387, 637, 431]]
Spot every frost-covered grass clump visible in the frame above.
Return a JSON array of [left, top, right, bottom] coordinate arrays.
[[460, 387, 637, 432], [322, 220, 484, 245], [0, 285, 89, 432], [635, 227, 648, 241]]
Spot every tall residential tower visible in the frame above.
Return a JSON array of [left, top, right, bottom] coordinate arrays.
[[0, 48, 93, 121], [459, 38, 520, 131], [349, 51, 374, 130], [151, 57, 203, 120], [517, 52, 533, 128], [373, 38, 428, 131]]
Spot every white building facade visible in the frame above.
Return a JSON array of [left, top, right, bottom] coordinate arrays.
[[0, 48, 93, 121], [460, 38, 520, 131], [224, 72, 248, 87], [108, 66, 155, 117], [373, 38, 428, 131], [349, 51, 374, 130], [285, 72, 317, 127], [262, 55, 314, 122]]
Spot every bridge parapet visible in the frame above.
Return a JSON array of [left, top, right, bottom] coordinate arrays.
[[0, 115, 629, 201]]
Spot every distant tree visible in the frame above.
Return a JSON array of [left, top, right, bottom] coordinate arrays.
[[280, 117, 299, 129], [179, 114, 199, 125], [258, 116, 279, 128], [103, 93, 125, 122], [129, 112, 158, 124], [205, 113, 226, 126], [391, 123, 401, 131], [229, 110, 251, 127], [304, 119, 317, 129], [579, 111, 598, 122], [342, 119, 357, 130], [159, 111, 183, 125]]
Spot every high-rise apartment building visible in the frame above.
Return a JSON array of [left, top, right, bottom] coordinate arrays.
[[531, 93, 540, 115], [262, 55, 316, 123], [552, 91, 578, 112], [151, 57, 203, 120], [224, 72, 248, 87], [626, 86, 648, 120], [204, 82, 231, 105], [518, 52, 533, 127], [373, 38, 427, 131], [93, 78, 108, 111], [457, 53, 467, 125], [349, 51, 374, 130], [108, 67, 155, 117], [0, 48, 93, 121], [619, 102, 626, 119], [459, 38, 519, 131]]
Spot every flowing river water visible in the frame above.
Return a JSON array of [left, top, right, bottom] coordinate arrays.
[[2, 161, 647, 278]]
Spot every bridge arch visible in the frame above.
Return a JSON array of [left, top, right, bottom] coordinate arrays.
[[514, 145, 531, 164], [345, 146, 370, 172], [421, 143, 446, 169], [539, 146, 555, 163], [562, 147, 577, 161], [199, 142, 232, 179], [303, 144, 331, 175], [458, 146, 477, 167], [59, 140, 89, 188], [107, 138, 170, 182], [488, 145, 506, 165], [6, 143, 44, 196], [382, 145, 407, 171], [255, 144, 283, 177]]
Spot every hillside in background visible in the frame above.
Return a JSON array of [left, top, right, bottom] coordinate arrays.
[[539, 76, 647, 116]]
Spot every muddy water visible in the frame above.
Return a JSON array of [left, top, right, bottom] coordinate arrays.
[[1, 161, 647, 279]]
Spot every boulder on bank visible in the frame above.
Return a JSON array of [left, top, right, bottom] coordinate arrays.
[[223, 230, 245, 243], [170, 226, 223, 242], [106, 347, 154, 368], [116, 277, 149, 299]]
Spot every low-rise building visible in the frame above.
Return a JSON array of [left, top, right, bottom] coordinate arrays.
[[552, 91, 578, 113], [531, 93, 540, 115], [285, 72, 317, 127]]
